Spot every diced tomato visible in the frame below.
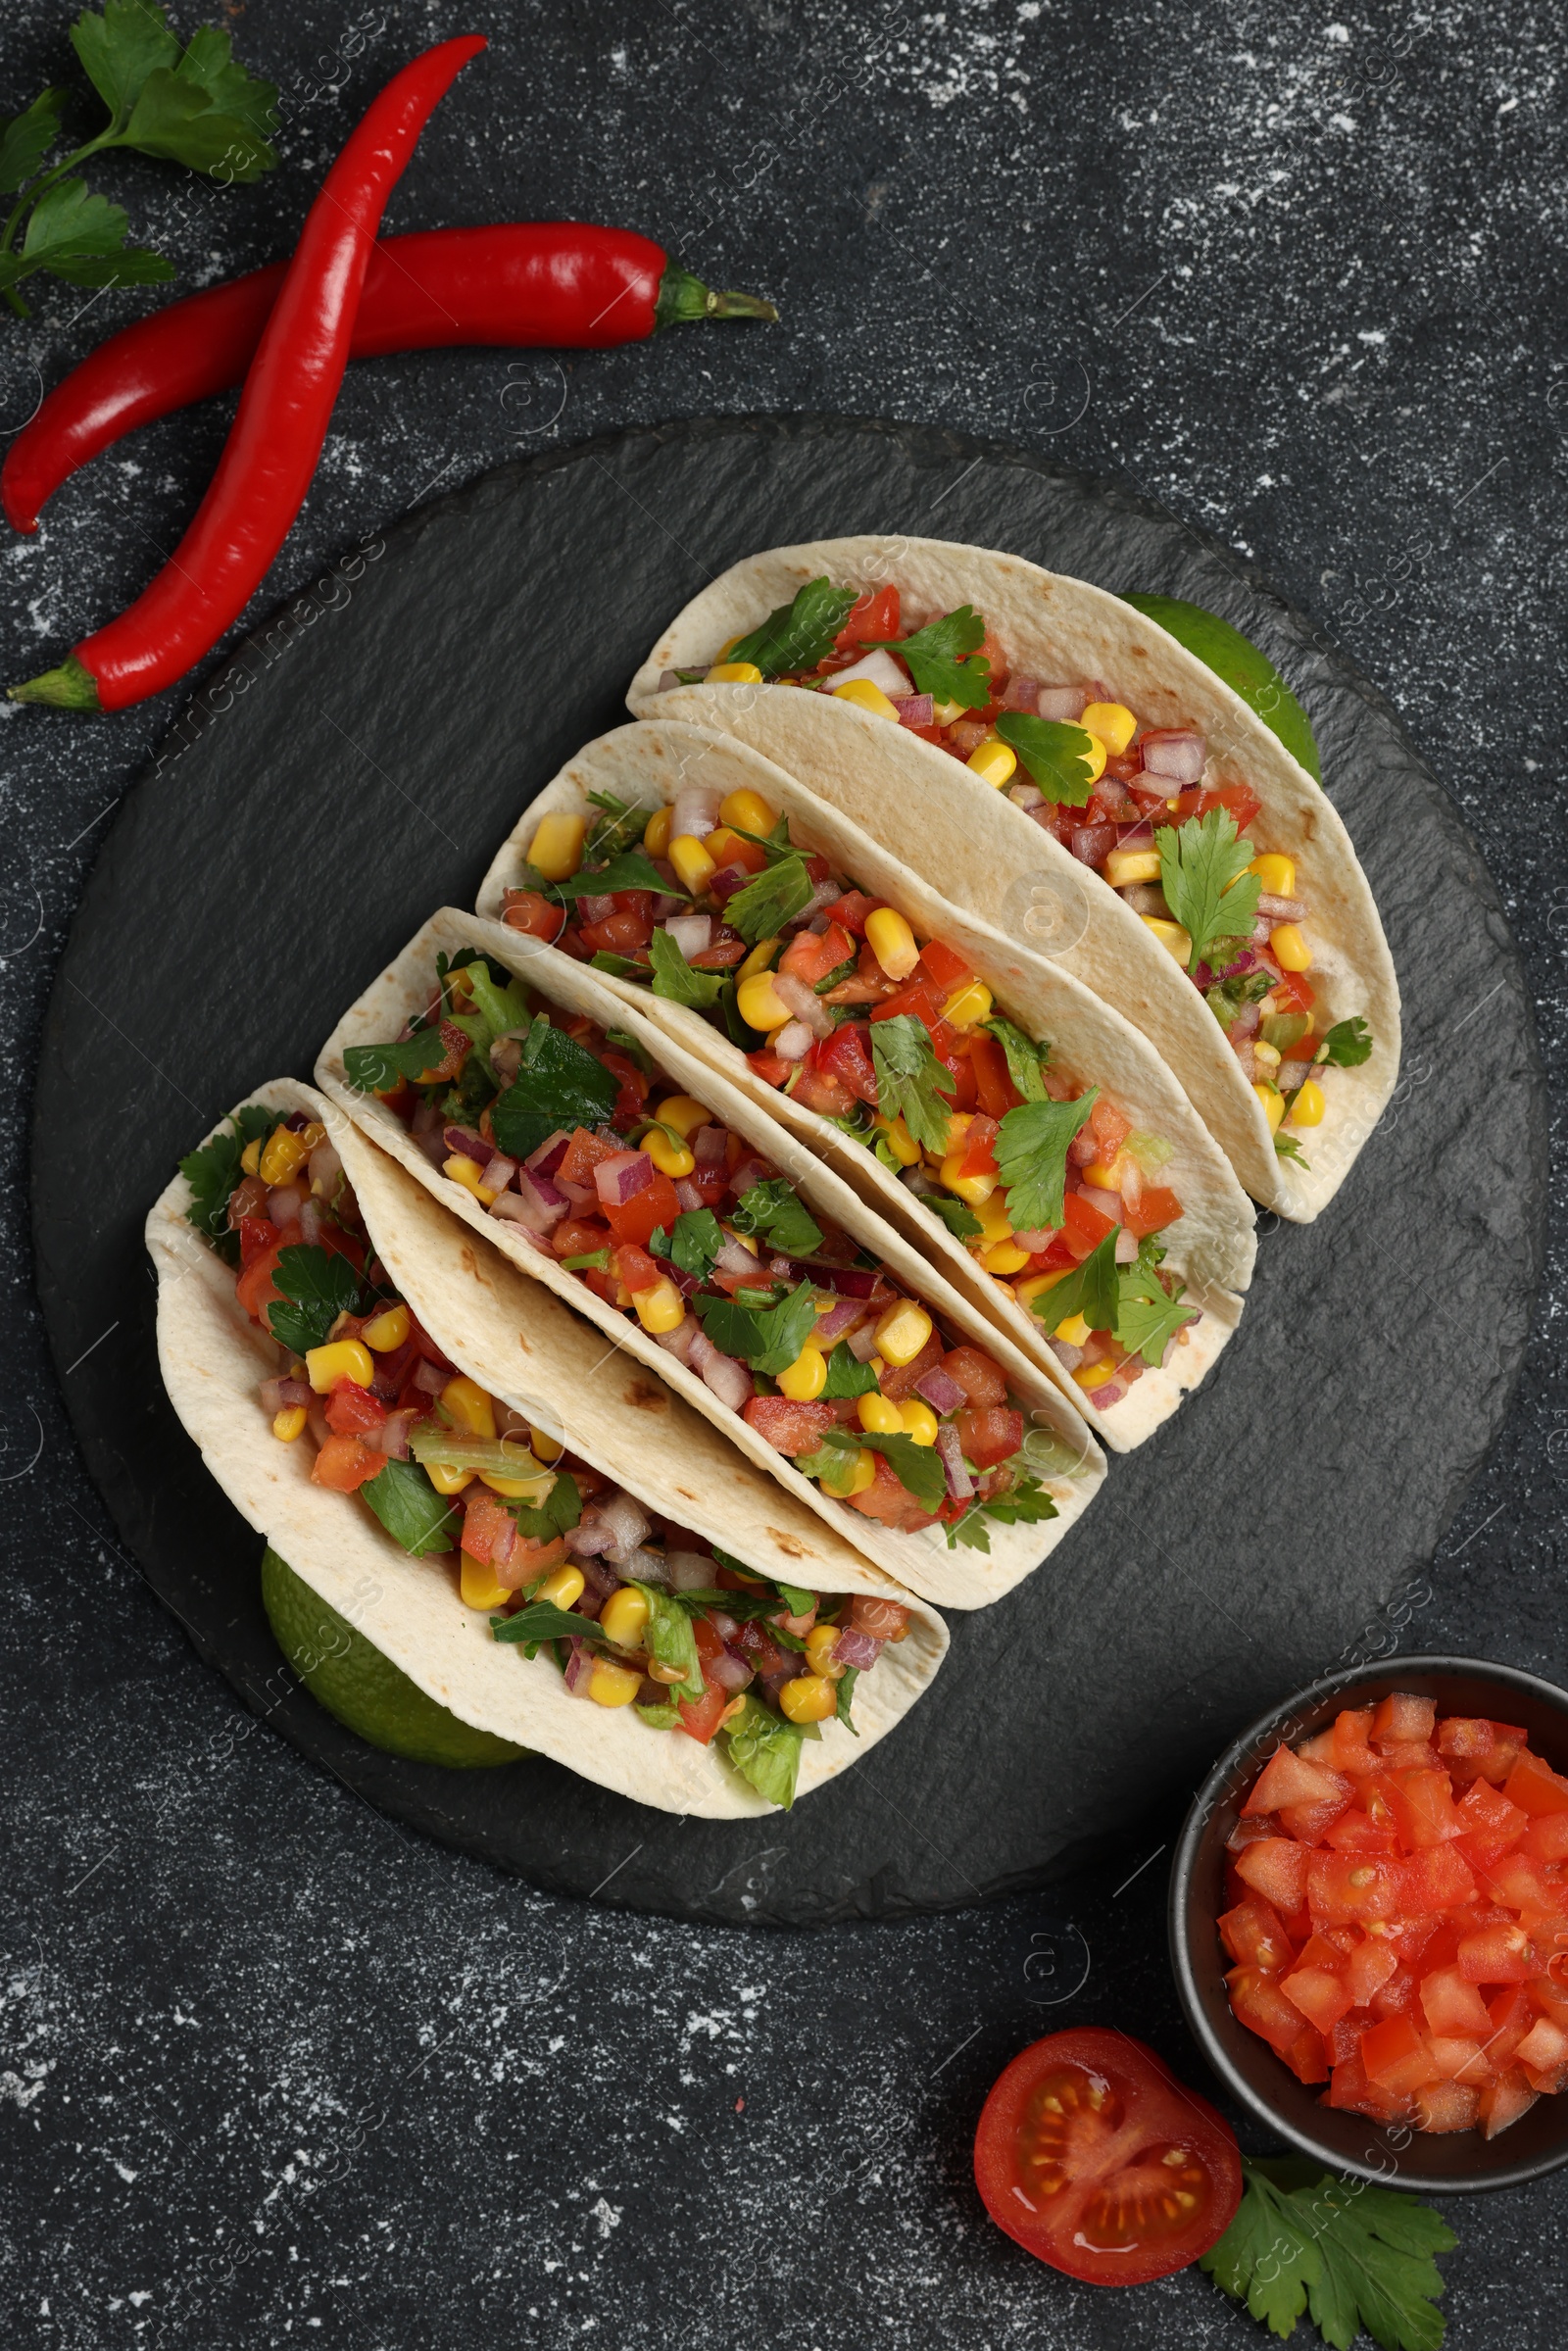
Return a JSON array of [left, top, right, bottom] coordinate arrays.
[[1397, 1845, 1477, 1913], [1329, 1707, 1379, 1775], [1385, 1768, 1463, 1850], [968, 1031, 1021, 1120], [1278, 1795, 1353, 1844], [1323, 1809, 1398, 1856], [1279, 2026, 1330, 2084], [1373, 1691, 1437, 1748], [579, 1268, 623, 1306], [1060, 1189, 1117, 1264], [1087, 1100, 1130, 1159], [1281, 1941, 1355, 2034], [1515, 2015, 1568, 2086], [1245, 1746, 1351, 1818], [1456, 1921, 1536, 1984], [235, 1238, 290, 1322], [780, 921, 856, 987], [955, 1405, 1023, 1471], [845, 1451, 936, 1532], [677, 1684, 730, 1745], [915, 937, 974, 995], [1212, 783, 1261, 834], [1522, 1813, 1568, 1863], [944, 1048, 978, 1113], [941, 1346, 1009, 1408], [312, 1434, 381, 1494], [602, 1169, 681, 1249], [814, 1022, 880, 1106], [559, 1127, 621, 1189], [1342, 1935, 1398, 2008], [1227, 1963, 1311, 2055], [1479, 2066, 1539, 2139], [868, 975, 947, 1033], [790, 1065, 858, 1119], [1361, 2014, 1441, 2094], [819, 889, 877, 938], [551, 1216, 611, 1260], [613, 1243, 662, 1295], [743, 1396, 837, 1454], [324, 1380, 387, 1438], [746, 1051, 792, 1090], [460, 1487, 515, 1566], [1504, 1751, 1568, 1817], [1121, 1186, 1183, 1240], [579, 906, 655, 955], [1234, 1838, 1310, 1916], [1455, 1776, 1530, 1865], [873, 1330, 944, 1404], [1218, 1896, 1297, 1974], [501, 888, 566, 942], [835, 584, 900, 650], [1306, 1850, 1403, 1925], [959, 1113, 1000, 1180], [235, 1214, 279, 1273]]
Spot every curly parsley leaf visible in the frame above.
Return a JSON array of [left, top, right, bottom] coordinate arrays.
[[871, 1014, 956, 1154], [1114, 1239, 1196, 1368], [883, 607, 991, 709], [491, 1601, 612, 1658], [652, 1208, 724, 1284], [994, 1092, 1097, 1234], [1029, 1227, 1118, 1337], [730, 1179, 823, 1259], [179, 1103, 274, 1260], [1321, 1016, 1373, 1068], [946, 1473, 1058, 1551], [489, 1016, 619, 1161], [647, 925, 726, 1008], [1157, 807, 1261, 977], [552, 848, 676, 902], [342, 1026, 453, 1094], [1200, 2157, 1455, 2351], [694, 1281, 820, 1377], [726, 578, 858, 678], [725, 853, 814, 943], [994, 714, 1100, 806], [924, 1192, 984, 1244], [722, 1692, 808, 1808], [360, 1460, 461, 1558], [984, 1014, 1051, 1102], [820, 1341, 878, 1399], [511, 1470, 582, 1547], [266, 1245, 364, 1356]]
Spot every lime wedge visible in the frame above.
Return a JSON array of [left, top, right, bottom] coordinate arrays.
[[261, 1546, 528, 1769], [1119, 594, 1321, 782]]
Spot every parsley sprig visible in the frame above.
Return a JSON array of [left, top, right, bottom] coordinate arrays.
[[877, 607, 991, 710], [0, 4, 277, 318], [726, 578, 857, 677], [1157, 807, 1262, 978], [994, 714, 1100, 806], [870, 1014, 956, 1154], [179, 1103, 272, 1262], [1200, 2157, 1455, 2350], [993, 1092, 1097, 1234]]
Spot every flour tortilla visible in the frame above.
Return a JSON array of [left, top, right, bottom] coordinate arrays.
[[626, 535, 1401, 1222], [476, 719, 1256, 1451], [315, 911, 1104, 1608], [148, 1079, 948, 1817]]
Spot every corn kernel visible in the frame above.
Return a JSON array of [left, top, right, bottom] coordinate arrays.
[[534, 1564, 585, 1609], [361, 1303, 411, 1353], [737, 970, 794, 1032], [777, 1345, 828, 1401], [1054, 1311, 1092, 1346], [259, 1125, 312, 1186], [1081, 1160, 1122, 1193], [1270, 923, 1312, 972], [632, 1278, 686, 1335], [1078, 732, 1108, 784], [1103, 847, 1163, 889], [942, 979, 993, 1030], [644, 1127, 696, 1178], [858, 1391, 905, 1434], [981, 1240, 1031, 1275], [240, 1136, 264, 1177], [937, 1151, 997, 1207], [967, 736, 1017, 790], [899, 1398, 939, 1445], [440, 1375, 497, 1440], [1141, 914, 1194, 964], [708, 659, 764, 684], [600, 1586, 651, 1648], [1250, 852, 1296, 898], [1073, 1358, 1114, 1390], [1080, 701, 1137, 755], [831, 677, 900, 722], [587, 1658, 643, 1707], [864, 906, 919, 981], [872, 1113, 920, 1166], [425, 1460, 474, 1496], [654, 1094, 710, 1139], [736, 936, 781, 982], [643, 803, 673, 857], [973, 1191, 1013, 1247], [805, 1621, 846, 1678], [1289, 1077, 1326, 1128], [704, 826, 747, 866], [480, 1460, 550, 1498], [780, 1674, 838, 1725], [1252, 1040, 1282, 1075], [716, 634, 744, 658], [460, 1552, 511, 1611], [1254, 1081, 1286, 1133], [528, 1426, 564, 1464], [719, 786, 778, 836], [846, 1448, 878, 1495], [669, 834, 717, 894], [872, 1298, 933, 1365], [306, 1339, 374, 1393], [526, 810, 587, 882], [1015, 1268, 1072, 1307], [271, 1404, 308, 1443], [444, 1152, 496, 1204]]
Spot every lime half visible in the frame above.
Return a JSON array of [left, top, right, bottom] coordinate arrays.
[[1118, 594, 1321, 782], [261, 1546, 528, 1769]]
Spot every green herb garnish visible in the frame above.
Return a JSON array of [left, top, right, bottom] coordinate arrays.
[[994, 1092, 1097, 1235], [993, 714, 1099, 806], [360, 1459, 461, 1558], [730, 1179, 823, 1259], [647, 926, 726, 1008], [1157, 807, 1261, 978], [983, 1014, 1051, 1102], [179, 1103, 273, 1261], [882, 606, 991, 709], [694, 1281, 820, 1377], [1321, 1016, 1373, 1067], [725, 853, 814, 943], [1200, 2156, 1455, 2349], [488, 1014, 619, 1161], [265, 1245, 364, 1356], [870, 1014, 956, 1154], [725, 578, 858, 678]]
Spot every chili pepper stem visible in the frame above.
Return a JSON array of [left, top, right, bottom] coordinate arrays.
[[654, 262, 777, 328], [8, 655, 101, 710]]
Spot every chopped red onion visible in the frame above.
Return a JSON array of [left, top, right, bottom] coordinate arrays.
[[708, 1648, 754, 1692], [665, 912, 713, 959], [1256, 893, 1307, 923], [728, 1157, 772, 1197], [594, 1151, 655, 1207], [598, 1492, 652, 1559], [1079, 1184, 1121, 1219], [496, 1168, 568, 1233], [672, 785, 721, 841], [1116, 817, 1155, 848], [713, 1233, 761, 1277], [658, 667, 696, 692], [267, 1184, 304, 1227], [564, 1639, 597, 1696], [556, 1176, 596, 1211], [845, 1320, 881, 1363], [772, 1020, 813, 1062], [1037, 684, 1089, 721], [915, 1366, 965, 1414], [411, 1095, 442, 1137], [1278, 1057, 1315, 1092], [895, 693, 934, 728], [814, 1298, 868, 1344], [693, 1122, 728, 1165], [1000, 672, 1041, 712], [773, 970, 834, 1038], [652, 892, 685, 919], [688, 1331, 752, 1410], [832, 1626, 883, 1671], [443, 1123, 492, 1164], [375, 1408, 416, 1460], [934, 1424, 974, 1501], [1008, 782, 1046, 810], [825, 646, 912, 698], [811, 1264, 879, 1298], [483, 1154, 518, 1195], [487, 1193, 549, 1236], [673, 1178, 705, 1214], [1230, 999, 1262, 1044], [525, 1131, 570, 1176], [786, 878, 842, 930], [1048, 1337, 1083, 1370], [413, 1359, 448, 1395], [1114, 1230, 1141, 1265], [1140, 728, 1206, 782], [654, 1318, 701, 1365], [569, 1516, 614, 1558], [1071, 822, 1117, 868], [1010, 1226, 1055, 1252], [1232, 1039, 1257, 1082]]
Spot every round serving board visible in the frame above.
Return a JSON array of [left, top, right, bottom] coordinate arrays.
[[31, 416, 1544, 1928]]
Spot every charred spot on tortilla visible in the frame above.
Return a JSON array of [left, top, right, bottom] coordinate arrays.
[[767, 1531, 808, 1557], [622, 1375, 667, 1412]]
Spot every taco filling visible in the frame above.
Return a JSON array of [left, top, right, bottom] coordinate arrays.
[[501, 786, 1198, 1413], [183, 1102, 913, 1809], [336, 951, 1058, 1550], [647, 576, 1375, 1168]]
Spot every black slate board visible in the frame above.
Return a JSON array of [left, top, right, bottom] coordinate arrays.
[[31, 416, 1544, 1928]]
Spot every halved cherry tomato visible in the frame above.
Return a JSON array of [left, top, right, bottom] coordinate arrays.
[[973, 2028, 1241, 2286]]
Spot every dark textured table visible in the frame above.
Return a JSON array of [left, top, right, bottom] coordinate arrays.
[[3, 4, 1562, 2344]]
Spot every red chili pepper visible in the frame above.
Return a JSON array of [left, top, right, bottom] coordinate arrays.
[[3, 232, 775, 536], [9, 34, 486, 713]]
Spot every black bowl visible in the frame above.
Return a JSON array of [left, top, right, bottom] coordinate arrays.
[[1170, 1655, 1568, 2194]]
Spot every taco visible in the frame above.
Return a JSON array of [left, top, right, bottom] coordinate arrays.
[[149, 1079, 949, 1815], [475, 718, 1255, 1450], [625, 536, 1400, 1222], [314, 911, 1104, 1609]]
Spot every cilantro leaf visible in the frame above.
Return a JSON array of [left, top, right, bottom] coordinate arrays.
[[1029, 1228, 1118, 1337], [71, 0, 181, 120], [122, 64, 274, 181], [489, 1016, 618, 1161], [6, 176, 172, 291], [1157, 808, 1262, 977], [945, 1474, 1059, 1551], [1207, 968, 1274, 1031], [341, 1027, 452, 1094], [725, 854, 814, 943], [793, 1428, 862, 1490], [632, 1584, 705, 1702], [725, 579, 858, 677], [835, 1663, 859, 1733], [511, 1471, 582, 1547], [72, 6, 275, 175], [694, 1282, 820, 1377], [265, 1245, 363, 1356], [773, 1578, 814, 1616], [870, 1014, 956, 1154], [994, 1093, 1097, 1234], [984, 1014, 1051, 1102], [886, 607, 991, 709], [924, 1193, 984, 1244], [1200, 2158, 1455, 2351], [994, 714, 1100, 806], [647, 926, 726, 1008], [583, 788, 650, 860], [360, 1460, 461, 1558], [490, 1602, 612, 1657], [179, 1103, 273, 1261], [730, 1179, 823, 1258], [820, 1341, 878, 1399], [1322, 1016, 1373, 1067], [722, 1693, 807, 1808], [1275, 1133, 1311, 1166], [552, 849, 675, 902], [0, 90, 67, 195], [659, 1208, 724, 1283], [1114, 1240, 1196, 1368], [858, 1431, 947, 1513]]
